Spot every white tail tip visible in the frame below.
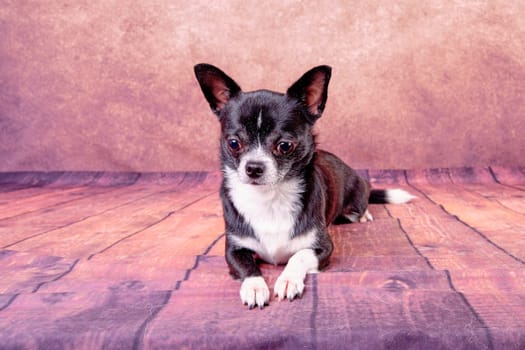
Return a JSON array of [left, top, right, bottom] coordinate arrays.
[[386, 189, 417, 204]]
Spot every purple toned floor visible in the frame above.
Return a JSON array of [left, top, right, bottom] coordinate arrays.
[[1, 167, 524, 349]]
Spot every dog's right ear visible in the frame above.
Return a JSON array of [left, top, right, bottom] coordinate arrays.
[[194, 64, 242, 116]]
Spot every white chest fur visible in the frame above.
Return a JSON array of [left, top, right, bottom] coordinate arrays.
[[225, 168, 315, 264]]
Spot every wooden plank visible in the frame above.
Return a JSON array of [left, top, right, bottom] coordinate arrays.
[[406, 166, 521, 185], [439, 268, 525, 342], [330, 218, 429, 259], [383, 176, 525, 348], [154, 256, 523, 349], [1, 169, 524, 349], [448, 269, 525, 294], [0, 173, 213, 249], [183, 267, 454, 293], [411, 183, 525, 262], [0, 184, 165, 248], [0, 186, 115, 220], [450, 183, 525, 214], [35, 256, 195, 293], [87, 193, 223, 259], [207, 236, 225, 256], [0, 250, 77, 294], [405, 168, 454, 184], [0, 172, 190, 219], [490, 166, 525, 188], [329, 256, 431, 271], [4, 175, 219, 258], [142, 257, 493, 350], [39, 195, 225, 293], [0, 171, 140, 194], [0, 289, 171, 349], [0, 172, 108, 202], [452, 291, 525, 348], [447, 167, 497, 184], [385, 189, 525, 270], [446, 168, 525, 214], [0, 172, 195, 202], [0, 185, 82, 202], [368, 169, 408, 186], [0, 172, 65, 187]]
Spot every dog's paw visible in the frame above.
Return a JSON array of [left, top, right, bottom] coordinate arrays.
[[345, 209, 373, 223], [274, 272, 305, 301], [240, 276, 270, 309], [359, 209, 373, 223]]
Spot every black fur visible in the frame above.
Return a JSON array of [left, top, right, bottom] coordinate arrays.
[[194, 64, 409, 307]]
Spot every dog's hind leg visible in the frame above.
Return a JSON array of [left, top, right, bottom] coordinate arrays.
[[339, 173, 372, 223]]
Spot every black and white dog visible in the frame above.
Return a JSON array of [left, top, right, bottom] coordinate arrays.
[[194, 64, 414, 309]]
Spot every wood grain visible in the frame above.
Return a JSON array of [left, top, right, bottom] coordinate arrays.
[[0, 169, 524, 349]]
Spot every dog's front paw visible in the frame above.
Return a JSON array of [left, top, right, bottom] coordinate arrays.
[[240, 276, 270, 309], [274, 272, 305, 301]]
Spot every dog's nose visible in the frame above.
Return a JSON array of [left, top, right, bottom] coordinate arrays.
[[245, 161, 265, 179]]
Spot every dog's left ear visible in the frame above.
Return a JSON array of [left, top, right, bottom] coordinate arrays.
[[286, 65, 332, 123]]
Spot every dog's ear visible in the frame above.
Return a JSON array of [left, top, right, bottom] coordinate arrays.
[[194, 64, 242, 116], [286, 65, 332, 123]]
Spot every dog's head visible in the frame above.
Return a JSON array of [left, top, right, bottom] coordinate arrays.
[[194, 64, 331, 186]]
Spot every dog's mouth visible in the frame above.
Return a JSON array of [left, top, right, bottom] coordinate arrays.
[[246, 178, 269, 186], [240, 176, 274, 187]]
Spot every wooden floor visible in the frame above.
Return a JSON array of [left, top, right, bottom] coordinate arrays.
[[1, 168, 524, 349]]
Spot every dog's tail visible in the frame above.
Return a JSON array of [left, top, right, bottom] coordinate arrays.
[[369, 189, 416, 204]]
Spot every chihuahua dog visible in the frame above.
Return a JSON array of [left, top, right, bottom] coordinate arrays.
[[194, 64, 414, 309]]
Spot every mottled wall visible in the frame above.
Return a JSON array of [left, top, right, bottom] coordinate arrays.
[[1, 1, 524, 171]]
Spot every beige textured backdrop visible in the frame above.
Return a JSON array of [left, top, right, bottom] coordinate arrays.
[[1, 1, 524, 172]]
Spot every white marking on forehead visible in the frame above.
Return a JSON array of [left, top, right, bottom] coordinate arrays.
[[257, 109, 262, 130], [249, 143, 267, 159]]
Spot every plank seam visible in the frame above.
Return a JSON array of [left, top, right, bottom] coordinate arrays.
[[404, 173, 525, 266], [0, 187, 121, 222], [448, 168, 525, 216], [488, 166, 525, 192], [86, 191, 217, 260], [444, 270, 494, 350], [383, 205, 435, 270], [132, 232, 225, 350], [448, 178, 525, 217], [391, 171, 496, 349], [31, 259, 80, 293], [131, 290, 173, 350], [2, 178, 191, 250], [309, 274, 319, 350], [0, 172, 188, 223], [0, 294, 19, 313]]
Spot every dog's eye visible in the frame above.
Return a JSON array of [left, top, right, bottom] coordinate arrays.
[[227, 138, 242, 152], [276, 141, 295, 155]]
